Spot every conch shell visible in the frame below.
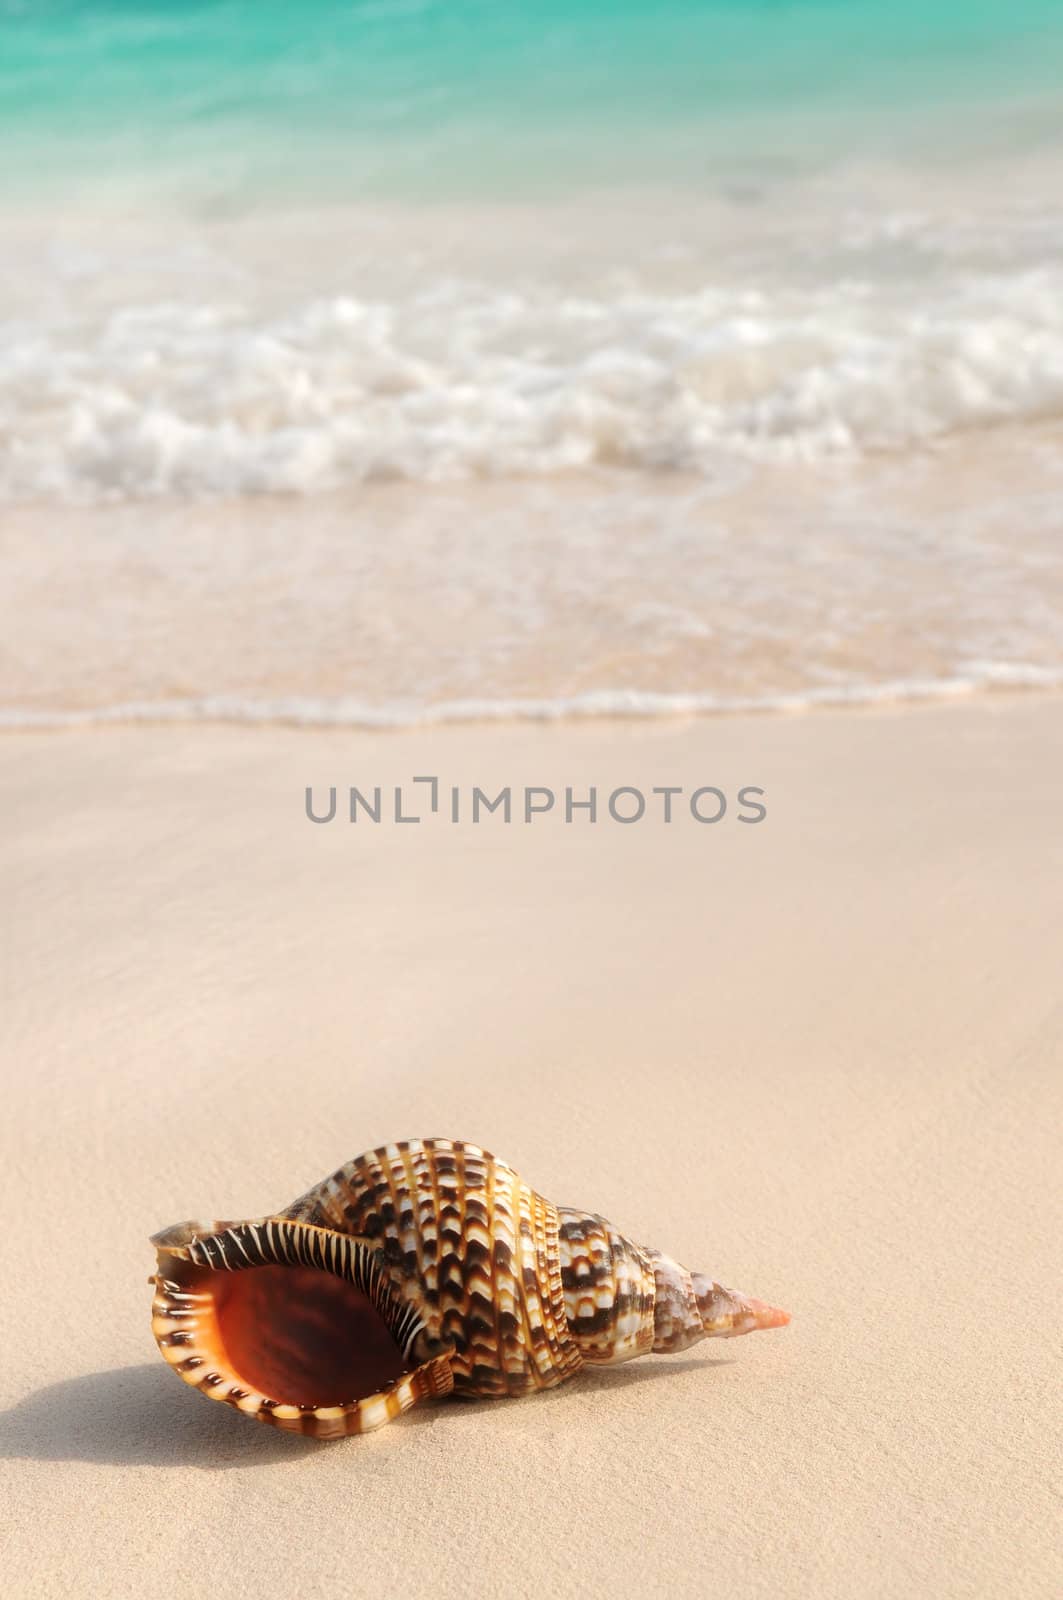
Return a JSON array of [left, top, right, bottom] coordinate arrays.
[[150, 1139, 788, 1439]]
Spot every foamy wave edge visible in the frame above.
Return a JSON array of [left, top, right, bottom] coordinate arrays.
[[3, 664, 1062, 732], [8, 262, 1063, 501]]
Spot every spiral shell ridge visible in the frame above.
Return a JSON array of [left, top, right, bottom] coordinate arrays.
[[556, 1210, 656, 1364]]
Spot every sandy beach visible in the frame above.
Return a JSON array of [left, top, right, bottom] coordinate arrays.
[[2, 694, 1059, 1598]]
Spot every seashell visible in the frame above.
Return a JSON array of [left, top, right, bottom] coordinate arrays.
[[150, 1138, 788, 1439]]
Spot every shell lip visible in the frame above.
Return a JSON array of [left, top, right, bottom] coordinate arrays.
[[150, 1218, 235, 1257]]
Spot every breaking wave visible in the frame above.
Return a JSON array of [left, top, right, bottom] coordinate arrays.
[[5, 264, 1063, 502]]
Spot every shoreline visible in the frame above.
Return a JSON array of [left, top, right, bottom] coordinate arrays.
[[5, 432, 1062, 720], [3, 677, 1062, 735]]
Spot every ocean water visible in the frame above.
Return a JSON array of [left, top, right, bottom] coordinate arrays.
[[5, 1, 1063, 199], [3, 0, 1063, 724]]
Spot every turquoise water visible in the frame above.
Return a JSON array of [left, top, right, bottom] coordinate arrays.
[[4, 1, 1063, 721], [4, 0, 1063, 200]]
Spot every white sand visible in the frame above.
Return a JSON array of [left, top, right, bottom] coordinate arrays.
[[1, 697, 1060, 1598]]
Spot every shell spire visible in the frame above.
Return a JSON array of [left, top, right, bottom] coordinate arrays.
[[149, 1139, 787, 1438], [647, 1250, 791, 1351], [552, 1211, 789, 1363]]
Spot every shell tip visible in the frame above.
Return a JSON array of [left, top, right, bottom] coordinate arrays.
[[747, 1298, 790, 1330]]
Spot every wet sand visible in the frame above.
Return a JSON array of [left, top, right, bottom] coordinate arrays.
[[4, 425, 1063, 725]]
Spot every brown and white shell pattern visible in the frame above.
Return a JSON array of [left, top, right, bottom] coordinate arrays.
[[150, 1138, 788, 1439]]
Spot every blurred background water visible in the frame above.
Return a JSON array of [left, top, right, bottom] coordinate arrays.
[[2, 0, 1063, 722], [4, 0, 1063, 201]]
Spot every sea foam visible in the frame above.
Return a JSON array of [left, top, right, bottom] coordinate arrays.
[[3, 663, 1062, 732], [5, 263, 1063, 502]]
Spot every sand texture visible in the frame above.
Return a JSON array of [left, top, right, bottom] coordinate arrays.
[[1, 697, 1060, 1598]]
